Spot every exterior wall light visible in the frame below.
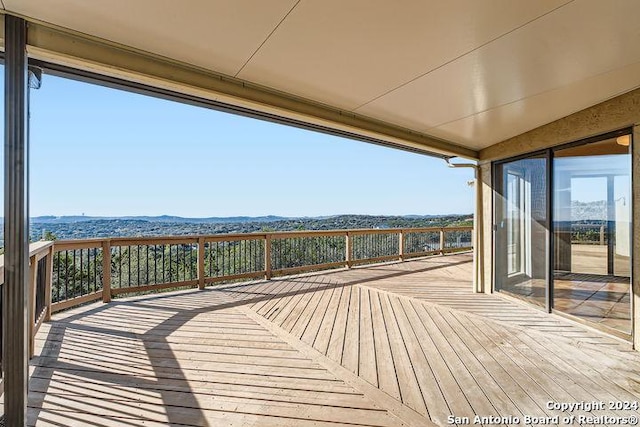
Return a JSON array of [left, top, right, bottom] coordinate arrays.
[[616, 134, 631, 146]]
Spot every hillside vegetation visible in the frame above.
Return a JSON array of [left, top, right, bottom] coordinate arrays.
[[27, 214, 473, 242]]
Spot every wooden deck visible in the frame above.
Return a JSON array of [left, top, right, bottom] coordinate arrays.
[[26, 253, 640, 426]]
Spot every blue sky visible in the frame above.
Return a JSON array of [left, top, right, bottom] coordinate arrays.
[[10, 70, 475, 217]]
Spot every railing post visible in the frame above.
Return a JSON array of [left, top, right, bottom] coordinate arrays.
[[439, 228, 445, 255], [198, 237, 206, 290], [44, 246, 53, 322], [471, 227, 475, 250], [264, 234, 272, 279], [345, 232, 352, 268], [600, 225, 605, 246], [398, 230, 404, 261], [102, 241, 112, 303], [28, 255, 38, 358]]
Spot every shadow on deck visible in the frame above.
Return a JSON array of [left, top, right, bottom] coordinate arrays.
[[28, 253, 640, 426]]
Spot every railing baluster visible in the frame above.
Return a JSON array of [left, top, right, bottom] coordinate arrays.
[[80, 249, 84, 296], [86, 249, 90, 294], [126, 246, 130, 287], [153, 245, 157, 285], [28, 255, 38, 357], [91, 248, 95, 293], [184, 244, 188, 281], [212, 242, 216, 277], [248, 240, 252, 272], [92, 248, 97, 292], [168, 245, 172, 282], [85, 249, 89, 294], [161, 245, 165, 283], [198, 237, 205, 290], [242, 240, 253, 273], [145, 246, 149, 285], [102, 241, 111, 303], [72, 249, 77, 297], [265, 235, 272, 279], [64, 251, 69, 300], [179, 244, 183, 282], [244, 240, 248, 273], [45, 247, 53, 322], [55, 251, 60, 303], [90, 249, 95, 293], [118, 246, 122, 289], [345, 232, 352, 268], [135, 246, 140, 286], [224, 242, 228, 277]]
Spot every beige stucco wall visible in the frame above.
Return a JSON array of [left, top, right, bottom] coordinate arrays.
[[479, 162, 493, 294], [478, 87, 640, 347]]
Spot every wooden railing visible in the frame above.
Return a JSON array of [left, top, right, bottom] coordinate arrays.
[[28, 242, 54, 358], [48, 226, 472, 312], [0, 226, 472, 362], [0, 241, 54, 366]]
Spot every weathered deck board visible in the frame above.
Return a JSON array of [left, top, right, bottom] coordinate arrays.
[[311, 285, 344, 354], [243, 253, 640, 425], [369, 290, 402, 401], [358, 288, 377, 387], [26, 252, 640, 427], [28, 290, 407, 427], [361, 254, 631, 345]]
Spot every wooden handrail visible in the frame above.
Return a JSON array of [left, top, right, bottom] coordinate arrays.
[[52, 225, 472, 247], [44, 226, 473, 314], [0, 242, 54, 359]]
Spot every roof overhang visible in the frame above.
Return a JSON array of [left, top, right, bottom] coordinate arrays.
[[2, 1, 640, 161], [2, 13, 477, 159]]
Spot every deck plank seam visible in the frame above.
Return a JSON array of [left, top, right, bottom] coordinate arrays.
[[240, 305, 435, 427]]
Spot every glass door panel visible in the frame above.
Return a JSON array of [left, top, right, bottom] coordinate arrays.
[[553, 136, 631, 337], [495, 154, 548, 308], [506, 172, 525, 276]]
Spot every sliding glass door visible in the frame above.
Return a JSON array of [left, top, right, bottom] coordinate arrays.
[[553, 135, 631, 336], [494, 131, 632, 338], [495, 154, 549, 308]]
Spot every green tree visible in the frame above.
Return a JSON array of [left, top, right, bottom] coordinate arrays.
[[43, 230, 58, 241]]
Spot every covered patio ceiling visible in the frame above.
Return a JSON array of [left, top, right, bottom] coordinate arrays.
[[4, 0, 640, 159]]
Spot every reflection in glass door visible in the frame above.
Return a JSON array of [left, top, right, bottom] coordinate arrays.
[[495, 154, 548, 309], [553, 135, 631, 337], [506, 172, 525, 276]]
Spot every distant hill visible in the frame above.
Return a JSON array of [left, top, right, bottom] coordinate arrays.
[[25, 215, 290, 224], [14, 214, 473, 243], [11, 214, 446, 224]]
